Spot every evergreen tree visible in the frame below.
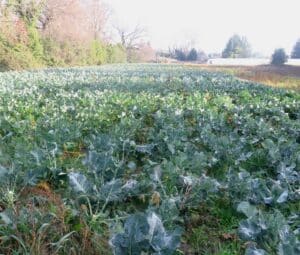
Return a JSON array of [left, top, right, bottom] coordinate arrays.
[[187, 48, 198, 61], [174, 49, 186, 61], [291, 39, 300, 59], [222, 34, 251, 58], [271, 48, 288, 65]]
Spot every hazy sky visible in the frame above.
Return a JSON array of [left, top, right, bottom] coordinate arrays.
[[104, 0, 300, 56]]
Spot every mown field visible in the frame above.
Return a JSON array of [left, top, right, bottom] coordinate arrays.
[[0, 64, 299, 255]]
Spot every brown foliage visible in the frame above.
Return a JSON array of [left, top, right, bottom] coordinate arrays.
[[0, 14, 28, 44], [0, 184, 111, 255], [42, 0, 89, 42], [42, 0, 108, 43]]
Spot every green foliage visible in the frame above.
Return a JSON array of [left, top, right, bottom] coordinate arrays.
[[106, 44, 127, 63], [186, 199, 243, 255], [27, 24, 44, 60], [41, 38, 65, 66], [0, 36, 127, 70], [111, 212, 182, 254], [291, 39, 300, 59], [238, 208, 300, 255], [271, 48, 288, 65], [222, 34, 252, 58], [0, 36, 42, 70], [88, 40, 108, 65], [0, 8, 126, 71]]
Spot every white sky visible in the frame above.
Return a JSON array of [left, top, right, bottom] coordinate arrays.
[[104, 0, 300, 56]]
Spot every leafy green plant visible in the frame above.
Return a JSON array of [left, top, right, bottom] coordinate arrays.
[[110, 212, 182, 255]]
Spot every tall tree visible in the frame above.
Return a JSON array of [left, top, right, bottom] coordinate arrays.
[[174, 48, 186, 61], [187, 48, 198, 61], [86, 0, 109, 40], [291, 39, 300, 59], [222, 34, 252, 58], [115, 24, 147, 62], [115, 24, 146, 49], [41, 0, 91, 42]]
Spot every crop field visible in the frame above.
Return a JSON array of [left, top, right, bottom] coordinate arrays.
[[0, 64, 299, 255]]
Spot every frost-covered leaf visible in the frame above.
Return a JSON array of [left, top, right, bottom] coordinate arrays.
[[99, 179, 123, 202], [127, 161, 137, 171], [110, 212, 181, 255], [167, 144, 175, 155], [238, 219, 261, 241], [0, 165, 8, 178], [237, 201, 258, 218], [277, 190, 289, 204], [0, 212, 13, 225], [245, 247, 266, 255], [278, 225, 300, 255], [181, 175, 220, 208], [158, 198, 181, 226], [151, 165, 162, 182], [68, 172, 92, 194], [179, 175, 196, 186], [136, 144, 155, 154], [99, 179, 142, 202], [277, 163, 299, 184], [249, 178, 290, 205], [83, 150, 115, 178]]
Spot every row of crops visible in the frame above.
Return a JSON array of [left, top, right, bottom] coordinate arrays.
[[0, 64, 299, 254]]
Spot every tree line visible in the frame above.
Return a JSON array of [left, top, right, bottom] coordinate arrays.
[[1, 0, 300, 70], [164, 35, 300, 65], [0, 0, 155, 71]]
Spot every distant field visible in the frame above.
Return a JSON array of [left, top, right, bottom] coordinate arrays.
[[207, 58, 300, 66], [194, 64, 300, 91]]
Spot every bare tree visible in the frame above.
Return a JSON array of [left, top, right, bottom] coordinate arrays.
[[86, 0, 109, 40], [115, 24, 146, 49], [135, 42, 156, 62], [41, 0, 91, 42], [40, 0, 109, 43], [39, 0, 77, 30]]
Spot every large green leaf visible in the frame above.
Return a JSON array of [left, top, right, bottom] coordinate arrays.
[[111, 212, 181, 255], [68, 172, 93, 194]]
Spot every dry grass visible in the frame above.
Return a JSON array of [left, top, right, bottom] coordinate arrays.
[[191, 64, 300, 91], [0, 183, 111, 255]]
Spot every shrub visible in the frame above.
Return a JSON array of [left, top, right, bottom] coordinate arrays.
[[88, 40, 108, 65], [106, 44, 127, 63], [0, 36, 42, 70], [271, 48, 288, 65], [27, 24, 44, 60]]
